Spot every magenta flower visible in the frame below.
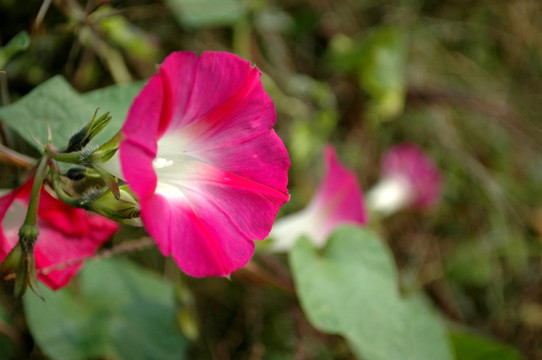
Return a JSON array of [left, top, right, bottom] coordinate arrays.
[[0, 182, 118, 290], [269, 146, 367, 251], [118, 51, 290, 277], [366, 143, 442, 215]]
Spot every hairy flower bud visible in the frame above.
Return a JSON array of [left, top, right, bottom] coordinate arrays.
[[63, 110, 112, 153], [87, 185, 142, 226]]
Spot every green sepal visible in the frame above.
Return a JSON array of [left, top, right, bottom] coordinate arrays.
[[1, 228, 44, 300], [93, 165, 120, 199]]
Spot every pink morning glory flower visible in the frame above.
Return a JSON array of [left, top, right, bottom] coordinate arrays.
[[269, 145, 367, 251], [366, 143, 442, 215], [117, 51, 290, 277], [0, 182, 118, 290]]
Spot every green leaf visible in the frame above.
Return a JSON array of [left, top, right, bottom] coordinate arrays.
[[359, 27, 407, 121], [327, 27, 407, 122], [94, 6, 160, 62], [0, 76, 94, 151], [23, 258, 188, 360], [290, 226, 453, 360], [165, 0, 248, 28], [0, 76, 142, 152], [449, 328, 525, 360], [0, 31, 31, 68]]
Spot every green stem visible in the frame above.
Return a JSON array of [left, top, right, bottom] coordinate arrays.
[[23, 156, 48, 226], [45, 145, 81, 164], [11, 155, 49, 299]]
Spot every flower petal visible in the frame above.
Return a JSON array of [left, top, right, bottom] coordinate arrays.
[[33, 213, 118, 290], [270, 145, 366, 250], [120, 74, 163, 198], [141, 193, 255, 277], [314, 146, 367, 234], [161, 51, 274, 135], [0, 183, 118, 290], [381, 143, 442, 208]]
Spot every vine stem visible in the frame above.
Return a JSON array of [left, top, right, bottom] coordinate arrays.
[[39, 237, 155, 275], [23, 156, 48, 226], [0, 143, 34, 168], [3, 237, 155, 280], [45, 144, 81, 164]]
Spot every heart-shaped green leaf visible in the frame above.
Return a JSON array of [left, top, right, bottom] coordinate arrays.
[[290, 225, 453, 360], [0, 76, 142, 152]]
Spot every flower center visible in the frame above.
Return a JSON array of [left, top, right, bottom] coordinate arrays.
[[153, 157, 174, 169], [365, 175, 414, 215]]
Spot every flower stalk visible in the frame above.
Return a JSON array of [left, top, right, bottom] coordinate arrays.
[[1, 156, 48, 299]]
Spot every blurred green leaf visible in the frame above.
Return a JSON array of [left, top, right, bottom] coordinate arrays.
[[358, 27, 407, 122], [165, 0, 247, 28], [449, 328, 525, 360], [94, 6, 160, 62], [24, 258, 188, 360], [328, 27, 407, 122], [445, 240, 498, 286], [0, 76, 142, 151], [290, 226, 453, 360], [328, 33, 365, 74], [0, 31, 30, 68]]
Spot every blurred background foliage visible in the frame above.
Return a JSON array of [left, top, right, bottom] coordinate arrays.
[[1, 0, 542, 359]]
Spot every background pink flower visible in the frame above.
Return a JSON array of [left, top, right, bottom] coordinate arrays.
[[366, 143, 442, 215], [269, 145, 367, 251], [119, 51, 290, 277], [0, 182, 118, 290]]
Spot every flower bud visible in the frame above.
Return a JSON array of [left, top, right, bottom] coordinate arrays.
[[64, 167, 88, 181], [1, 224, 43, 299], [87, 131, 122, 165], [87, 185, 142, 226], [63, 110, 112, 153]]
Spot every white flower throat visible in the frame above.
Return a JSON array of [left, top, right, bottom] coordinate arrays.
[[153, 157, 174, 169]]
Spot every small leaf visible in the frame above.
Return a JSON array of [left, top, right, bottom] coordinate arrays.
[[449, 327, 526, 360], [290, 225, 453, 360], [0, 31, 31, 68], [358, 27, 407, 121], [165, 0, 247, 28], [328, 27, 407, 122], [94, 6, 161, 62]]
